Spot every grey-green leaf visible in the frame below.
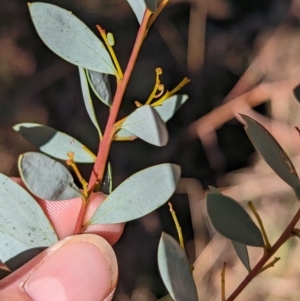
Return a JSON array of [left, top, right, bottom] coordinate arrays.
[[102, 162, 113, 195], [115, 95, 188, 140], [18, 152, 82, 201], [90, 164, 181, 224], [241, 115, 300, 197], [232, 240, 251, 271], [126, 0, 157, 23], [78, 67, 102, 136], [126, 1, 147, 24], [120, 105, 168, 146], [114, 129, 137, 140], [86, 69, 112, 107], [154, 94, 188, 122], [13, 123, 96, 163], [28, 2, 116, 74], [145, 0, 157, 12], [206, 193, 264, 247], [208, 185, 221, 194], [158, 232, 198, 301], [0, 174, 58, 262]]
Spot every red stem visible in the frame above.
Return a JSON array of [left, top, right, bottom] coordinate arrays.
[[226, 206, 300, 301], [87, 10, 152, 192]]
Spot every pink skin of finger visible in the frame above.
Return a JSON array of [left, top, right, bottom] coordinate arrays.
[[83, 192, 125, 243], [1, 179, 123, 300], [10, 177, 125, 244], [0, 234, 118, 301]]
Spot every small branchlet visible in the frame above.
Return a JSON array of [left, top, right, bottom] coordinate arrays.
[[168, 202, 185, 252], [248, 201, 271, 251], [255, 257, 281, 276], [221, 262, 226, 301], [96, 25, 123, 80], [66, 152, 88, 198]]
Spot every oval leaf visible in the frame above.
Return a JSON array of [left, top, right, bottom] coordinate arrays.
[[86, 69, 112, 107], [90, 164, 181, 224], [114, 129, 138, 140], [126, 0, 146, 24], [209, 178, 249, 273], [127, 0, 157, 23], [208, 185, 221, 194], [145, 0, 157, 12], [13, 123, 96, 163], [18, 152, 82, 201], [120, 105, 168, 146], [102, 162, 113, 195], [231, 240, 251, 271], [28, 2, 116, 74], [158, 232, 198, 301], [78, 67, 102, 136], [115, 95, 188, 140], [0, 174, 58, 262], [241, 115, 300, 194], [206, 192, 264, 247], [154, 94, 188, 122]]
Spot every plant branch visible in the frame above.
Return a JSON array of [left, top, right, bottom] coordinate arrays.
[[226, 206, 300, 301], [255, 257, 280, 276], [248, 201, 271, 250], [147, 0, 169, 30], [168, 202, 185, 251], [221, 262, 226, 301], [87, 10, 152, 192], [66, 152, 88, 199], [96, 25, 123, 79]]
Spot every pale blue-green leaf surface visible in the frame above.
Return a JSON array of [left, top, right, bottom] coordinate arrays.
[[86, 69, 112, 107], [206, 192, 264, 247], [231, 240, 251, 271], [115, 95, 188, 140], [28, 2, 116, 74], [13, 123, 96, 163], [241, 115, 300, 198], [126, 0, 157, 23], [90, 164, 181, 224], [114, 128, 136, 139], [158, 232, 198, 301], [18, 152, 82, 201], [154, 94, 188, 122], [126, 1, 146, 24], [0, 174, 58, 262], [120, 105, 168, 146], [78, 67, 102, 136]]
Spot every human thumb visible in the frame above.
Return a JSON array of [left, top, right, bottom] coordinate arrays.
[[0, 234, 118, 301]]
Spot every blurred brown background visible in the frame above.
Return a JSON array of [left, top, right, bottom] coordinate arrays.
[[2, 0, 300, 300]]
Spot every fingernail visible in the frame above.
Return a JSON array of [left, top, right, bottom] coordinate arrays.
[[24, 240, 112, 301]]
